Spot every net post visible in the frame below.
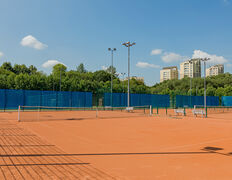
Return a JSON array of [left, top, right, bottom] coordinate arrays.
[[96, 107, 98, 118], [18, 105, 20, 122], [205, 106, 207, 118], [156, 106, 158, 114], [149, 105, 152, 116], [166, 106, 167, 115], [184, 107, 186, 116]]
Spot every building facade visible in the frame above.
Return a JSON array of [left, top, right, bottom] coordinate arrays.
[[206, 64, 224, 77], [180, 59, 201, 79], [125, 76, 144, 82], [160, 66, 178, 82]]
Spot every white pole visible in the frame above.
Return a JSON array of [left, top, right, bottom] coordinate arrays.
[[18, 105, 20, 122], [150, 105, 152, 116]]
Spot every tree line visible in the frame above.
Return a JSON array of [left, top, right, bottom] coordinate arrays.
[[0, 62, 149, 94], [151, 73, 232, 98], [0, 61, 232, 97]]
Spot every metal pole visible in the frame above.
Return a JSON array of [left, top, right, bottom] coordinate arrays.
[[60, 69, 61, 91], [128, 46, 130, 108], [111, 50, 113, 107], [122, 73, 125, 93], [204, 61, 206, 111], [190, 77, 192, 107], [122, 42, 135, 108]]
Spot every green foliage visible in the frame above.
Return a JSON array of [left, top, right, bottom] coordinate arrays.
[[1, 61, 232, 96], [76, 63, 87, 73], [151, 73, 232, 96], [106, 65, 116, 75]]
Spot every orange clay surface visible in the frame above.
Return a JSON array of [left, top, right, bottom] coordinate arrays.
[[1, 110, 232, 179]]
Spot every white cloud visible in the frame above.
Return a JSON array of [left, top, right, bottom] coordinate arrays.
[[42, 60, 65, 68], [161, 52, 188, 63], [151, 49, 163, 55], [136, 62, 160, 68], [192, 50, 228, 64], [0, 52, 3, 58], [21, 35, 48, 50]]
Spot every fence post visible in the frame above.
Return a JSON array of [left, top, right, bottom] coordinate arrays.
[[18, 105, 20, 122], [149, 105, 152, 116], [4, 89, 6, 112], [205, 107, 207, 118]]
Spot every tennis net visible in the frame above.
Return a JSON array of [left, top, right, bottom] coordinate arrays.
[[18, 105, 152, 122]]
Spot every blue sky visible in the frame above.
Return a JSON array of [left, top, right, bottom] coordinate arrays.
[[0, 0, 232, 85]]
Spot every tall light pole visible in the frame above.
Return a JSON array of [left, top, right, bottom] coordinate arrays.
[[60, 69, 62, 92], [122, 41, 136, 108], [200, 58, 210, 113], [108, 48, 116, 107], [189, 61, 193, 108], [120, 72, 126, 93]]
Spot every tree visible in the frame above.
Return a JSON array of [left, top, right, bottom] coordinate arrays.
[[13, 64, 30, 74], [52, 64, 67, 77], [1, 62, 14, 72], [93, 70, 111, 82], [106, 66, 116, 75], [28, 65, 37, 75], [76, 63, 87, 73]]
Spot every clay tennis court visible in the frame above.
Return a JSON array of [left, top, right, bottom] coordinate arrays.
[[1, 110, 232, 179]]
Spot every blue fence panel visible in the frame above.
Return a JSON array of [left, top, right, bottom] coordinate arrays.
[[222, 96, 232, 106], [84, 92, 92, 107], [0, 89, 6, 109], [104, 93, 170, 107], [130, 94, 141, 107], [176, 95, 219, 108], [5, 89, 24, 109], [24, 90, 41, 107], [207, 96, 219, 106], [152, 94, 170, 107], [40, 91, 57, 107], [0, 89, 92, 109], [71, 91, 92, 107], [104, 93, 126, 107], [57, 91, 72, 107]]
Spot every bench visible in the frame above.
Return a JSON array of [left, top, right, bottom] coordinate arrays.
[[125, 107, 134, 112], [174, 109, 185, 116], [192, 109, 205, 117]]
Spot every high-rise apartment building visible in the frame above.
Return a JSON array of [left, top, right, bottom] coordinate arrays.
[[206, 64, 224, 77], [160, 66, 178, 82], [180, 59, 201, 79]]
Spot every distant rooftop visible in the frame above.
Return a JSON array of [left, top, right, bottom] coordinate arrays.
[[162, 66, 178, 70]]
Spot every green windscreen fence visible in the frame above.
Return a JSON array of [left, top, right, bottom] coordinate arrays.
[[0, 89, 92, 110], [104, 93, 170, 107], [176, 95, 219, 108], [222, 96, 232, 106]]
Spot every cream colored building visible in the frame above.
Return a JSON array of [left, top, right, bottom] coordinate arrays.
[[125, 76, 144, 82], [206, 64, 224, 77], [180, 59, 201, 79], [160, 66, 178, 82]]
